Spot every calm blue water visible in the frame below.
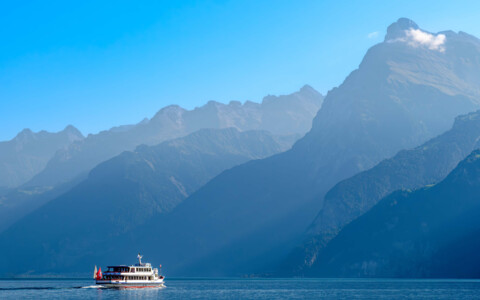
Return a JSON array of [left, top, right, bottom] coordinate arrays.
[[1, 278, 480, 299]]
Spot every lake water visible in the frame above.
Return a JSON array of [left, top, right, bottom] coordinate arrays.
[[1, 278, 480, 299]]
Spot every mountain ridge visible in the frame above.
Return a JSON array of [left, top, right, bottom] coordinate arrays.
[[24, 86, 323, 188]]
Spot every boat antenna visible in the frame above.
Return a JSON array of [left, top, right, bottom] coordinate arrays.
[[137, 253, 143, 265]]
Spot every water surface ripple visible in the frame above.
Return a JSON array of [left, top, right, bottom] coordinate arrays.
[[1, 278, 480, 299]]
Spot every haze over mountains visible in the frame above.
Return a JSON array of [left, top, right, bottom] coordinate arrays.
[[0, 126, 83, 189], [23, 85, 323, 189], [0, 128, 296, 233], [2, 18, 480, 278], [0, 86, 322, 233], [0, 85, 323, 232], [0, 128, 296, 274]]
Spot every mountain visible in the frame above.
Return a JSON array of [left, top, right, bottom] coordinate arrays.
[[308, 149, 480, 278], [0, 126, 83, 189], [0, 128, 294, 275], [0, 177, 85, 233], [115, 18, 480, 276], [3, 18, 480, 277], [282, 110, 480, 275], [24, 86, 323, 188]]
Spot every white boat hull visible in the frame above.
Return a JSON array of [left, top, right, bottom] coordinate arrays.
[[96, 279, 164, 288]]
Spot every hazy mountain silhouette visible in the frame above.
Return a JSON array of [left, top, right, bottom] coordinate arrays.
[[0, 126, 83, 189], [282, 110, 480, 275], [120, 18, 480, 276], [3, 18, 480, 277], [0, 128, 294, 275], [308, 149, 480, 277], [24, 86, 323, 188]]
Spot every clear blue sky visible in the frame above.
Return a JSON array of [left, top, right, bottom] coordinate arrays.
[[2, 0, 480, 140]]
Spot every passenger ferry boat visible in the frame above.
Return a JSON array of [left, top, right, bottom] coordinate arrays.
[[94, 254, 165, 288]]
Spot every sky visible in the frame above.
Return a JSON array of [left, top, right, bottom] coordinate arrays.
[[2, 0, 480, 140]]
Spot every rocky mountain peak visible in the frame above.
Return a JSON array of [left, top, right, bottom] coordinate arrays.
[[385, 18, 419, 41]]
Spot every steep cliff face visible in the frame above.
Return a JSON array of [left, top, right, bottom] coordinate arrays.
[[280, 19, 480, 275]]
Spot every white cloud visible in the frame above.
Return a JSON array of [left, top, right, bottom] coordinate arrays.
[[367, 31, 379, 39], [403, 28, 446, 52]]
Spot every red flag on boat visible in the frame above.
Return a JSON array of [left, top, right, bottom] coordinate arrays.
[[96, 267, 102, 280], [159, 264, 162, 268]]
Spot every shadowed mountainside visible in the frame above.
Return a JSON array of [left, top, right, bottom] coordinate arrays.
[[308, 149, 480, 278], [282, 110, 480, 275]]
